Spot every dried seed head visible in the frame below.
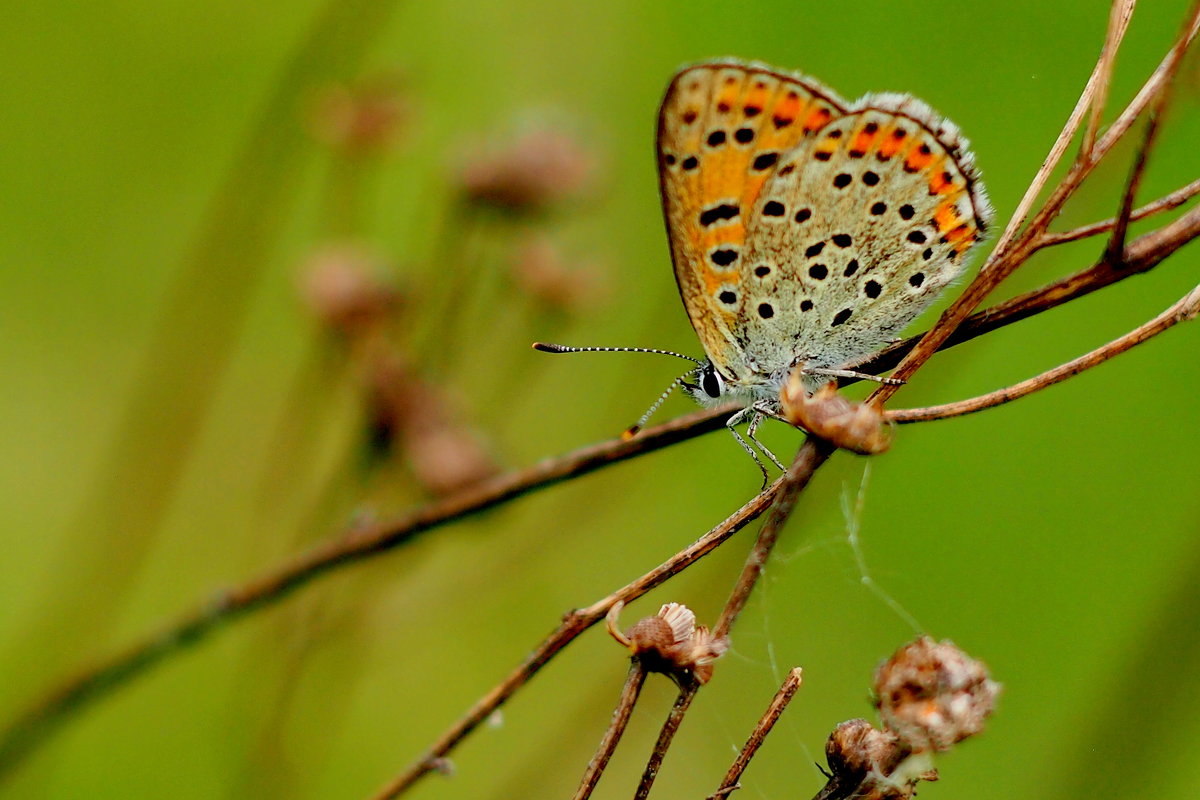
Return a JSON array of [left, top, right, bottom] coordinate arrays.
[[365, 356, 497, 495], [299, 244, 398, 337], [605, 602, 725, 683], [309, 71, 410, 155], [874, 636, 1000, 752], [510, 234, 604, 312], [822, 720, 935, 800], [779, 376, 892, 455], [458, 122, 594, 213], [825, 719, 905, 783]]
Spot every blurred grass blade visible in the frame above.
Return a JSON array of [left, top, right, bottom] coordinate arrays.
[[2, 0, 405, 768]]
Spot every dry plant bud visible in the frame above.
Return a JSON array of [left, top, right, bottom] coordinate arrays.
[[821, 719, 931, 800], [366, 355, 497, 495], [779, 374, 892, 454], [405, 424, 496, 496], [510, 234, 604, 312], [825, 718, 904, 782], [309, 71, 410, 155], [874, 636, 1000, 752], [458, 122, 594, 213], [299, 244, 398, 338], [606, 602, 726, 684]]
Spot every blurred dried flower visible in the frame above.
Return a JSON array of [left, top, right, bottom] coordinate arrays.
[[606, 602, 726, 684], [510, 234, 604, 312], [299, 244, 399, 338], [780, 374, 892, 454], [874, 636, 1000, 752], [458, 122, 595, 213], [309, 71, 410, 155], [366, 354, 497, 495]]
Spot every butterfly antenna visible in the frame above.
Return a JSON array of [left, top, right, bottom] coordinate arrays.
[[622, 374, 690, 440], [533, 342, 703, 365]]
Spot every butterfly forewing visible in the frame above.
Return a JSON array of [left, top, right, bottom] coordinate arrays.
[[735, 96, 992, 375], [657, 62, 848, 381]]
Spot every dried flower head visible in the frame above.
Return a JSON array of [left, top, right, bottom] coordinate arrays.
[[365, 355, 497, 495], [510, 234, 604, 312], [458, 121, 594, 213], [821, 719, 933, 800], [825, 718, 905, 783], [309, 71, 410, 155], [780, 375, 892, 454], [874, 636, 1000, 752], [299, 244, 398, 338], [606, 602, 726, 684]]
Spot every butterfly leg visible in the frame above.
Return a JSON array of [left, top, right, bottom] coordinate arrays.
[[726, 407, 773, 488], [746, 408, 786, 471]]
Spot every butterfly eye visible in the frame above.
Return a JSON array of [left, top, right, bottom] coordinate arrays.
[[701, 365, 724, 398]]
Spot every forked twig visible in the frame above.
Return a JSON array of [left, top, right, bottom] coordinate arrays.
[[989, 0, 1134, 263], [869, 1, 1199, 405], [631, 440, 833, 800], [4, 5, 1199, 793], [367, 479, 784, 800], [888, 283, 1200, 423], [1037, 178, 1200, 248], [6, 198, 1197, 783]]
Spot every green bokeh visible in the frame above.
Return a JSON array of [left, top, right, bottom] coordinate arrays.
[[1, 0, 1198, 798]]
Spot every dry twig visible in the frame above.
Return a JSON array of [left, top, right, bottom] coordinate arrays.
[[888, 282, 1200, 423], [573, 662, 647, 800], [709, 667, 805, 799], [3, 4, 1198, 796]]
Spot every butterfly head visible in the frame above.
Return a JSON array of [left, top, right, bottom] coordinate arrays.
[[680, 360, 728, 406]]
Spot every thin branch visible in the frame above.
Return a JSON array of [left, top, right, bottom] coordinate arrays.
[[573, 662, 647, 800], [989, 0, 1135, 262], [869, 3, 1199, 406], [1082, 0, 1137, 156], [8, 198, 1196, 782], [0, 404, 733, 778], [709, 667, 805, 799], [715, 440, 834, 640], [848, 203, 1199, 386], [1038, 178, 1200, 248], [887, 283, 1200, 424], [632, 439, 833, 800], [633, 678, 700, 800], [1105, 64, 1176, 263], [368, 478, 785, 800]]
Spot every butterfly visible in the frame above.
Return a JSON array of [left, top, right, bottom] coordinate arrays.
[[537, 60, 992, 473]]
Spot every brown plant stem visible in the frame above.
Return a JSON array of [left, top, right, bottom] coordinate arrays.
[[869, 1, 1198, 406], [8, 202, 1195, 782], [709, 667, 805, 799], [367, 478, 785, 800], [0, 406, 730, 779], [846, 208, 1198, 377], [631, 440, 832, 800], [573, 662, 647, 800], [989, 0, 1134, 261], [1037, 178, 1200, 248], [715, 440, 833, 640], [632, 678, 700, 800], [887, 282, 1200, 423]]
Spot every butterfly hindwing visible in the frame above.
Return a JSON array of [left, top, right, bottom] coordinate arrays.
[[734, 95, 993, 375], [657, 61, 848, 382]]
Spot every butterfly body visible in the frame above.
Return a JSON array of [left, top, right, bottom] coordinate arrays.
[[658, 61, 992, 417]]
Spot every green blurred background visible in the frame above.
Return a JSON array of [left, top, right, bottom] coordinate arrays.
[[2, 0, 1199, 797]]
